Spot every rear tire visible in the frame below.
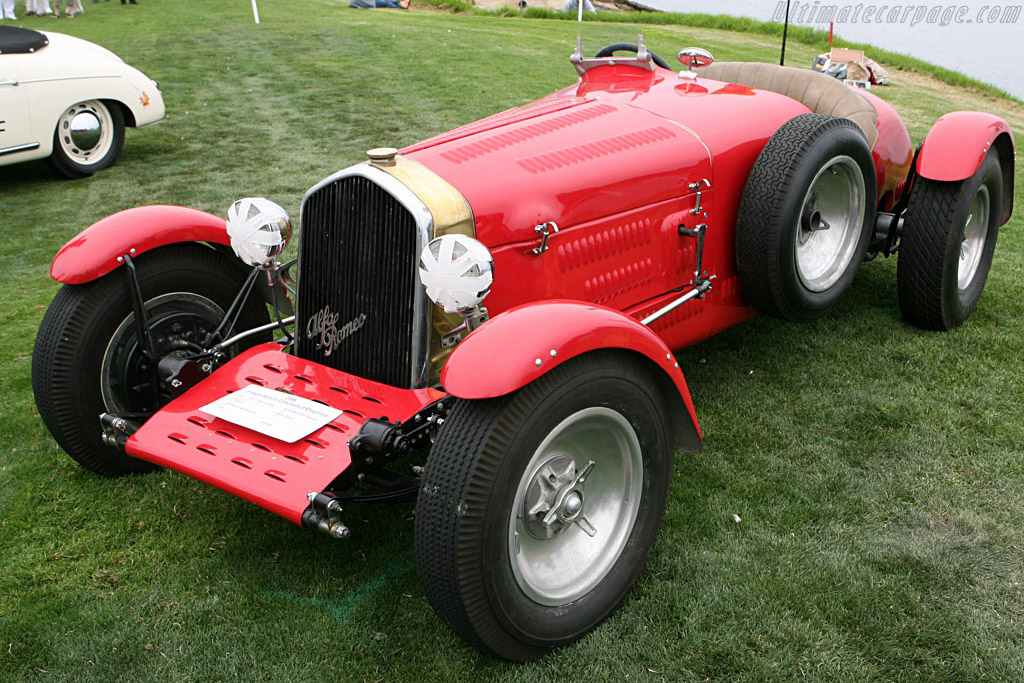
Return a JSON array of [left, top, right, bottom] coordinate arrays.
[[735, 114, 877, 322], [897, 149, 1002, 330], [32, 244, 271, 477], [414, 352, 673, 661]]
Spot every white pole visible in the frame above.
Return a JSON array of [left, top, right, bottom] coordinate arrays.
[[251, 0, 261, 24]]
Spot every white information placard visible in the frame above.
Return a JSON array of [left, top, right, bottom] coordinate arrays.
[[200, 385, 342, 444]]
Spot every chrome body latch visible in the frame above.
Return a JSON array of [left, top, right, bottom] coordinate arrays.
[[531, 222, 559, 255], [689, 178, 710, 215]]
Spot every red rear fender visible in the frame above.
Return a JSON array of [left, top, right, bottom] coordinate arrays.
[[51, 205, 231, 285], [441, 300, 703, 453], [916, 112, 1015, 224]]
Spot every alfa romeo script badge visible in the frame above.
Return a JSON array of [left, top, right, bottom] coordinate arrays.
[[306, 305, 366, 356]]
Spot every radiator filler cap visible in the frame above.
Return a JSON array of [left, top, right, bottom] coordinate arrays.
[[367, 147, 398, 166]]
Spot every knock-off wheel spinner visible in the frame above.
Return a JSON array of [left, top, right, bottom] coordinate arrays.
[[509, 407, 643, 606], [523, 455, 597, 540], [799, 191, 831, 244]]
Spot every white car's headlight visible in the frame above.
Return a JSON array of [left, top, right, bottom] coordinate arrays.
[[419, 234, 494, 313], [226, 197, 291, 267]]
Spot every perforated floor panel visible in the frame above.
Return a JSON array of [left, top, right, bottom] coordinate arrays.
[[127, 343, 440, 524]]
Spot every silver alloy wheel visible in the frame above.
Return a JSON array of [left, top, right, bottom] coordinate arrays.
[[508, 406, 643, 606], [57, 101, 115, 167], [958, 184, 990, 291], [794, 155, 866, 292], [101, 293, 226, 413]]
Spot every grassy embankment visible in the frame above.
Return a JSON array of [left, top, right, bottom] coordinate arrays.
[[1, 0, 1022, 679], [426, 0, 1022, 103]]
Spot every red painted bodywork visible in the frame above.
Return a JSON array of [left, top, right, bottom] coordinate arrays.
[[917, 111, 1013, 182], [52, 59, 1015, 527], [916, 111, 1015, 224], [405, 66, 808, 352], [859, 90, 914, 210], [442, 300, 702, 452], [51, 205, 229, 285], [126, 344, 440, 524]]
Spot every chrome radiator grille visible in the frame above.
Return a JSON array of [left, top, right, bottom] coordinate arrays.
[[295, 174, 420, 388]]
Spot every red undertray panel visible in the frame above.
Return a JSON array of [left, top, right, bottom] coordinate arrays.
[[127, 343, 440, 524]]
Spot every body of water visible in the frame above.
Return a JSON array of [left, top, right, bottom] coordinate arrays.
[[641, 0, 1024, 100]]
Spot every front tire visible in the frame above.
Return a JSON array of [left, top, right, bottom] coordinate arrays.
[[31, 244, 271, 477], [47, 100, 126, 179], [414, 352, 673, 661], [897, 148, 1003, 330]]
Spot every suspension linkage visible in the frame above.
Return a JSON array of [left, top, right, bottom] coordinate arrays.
[[122, 253, 162, 411], [347, 399, 451, 470]]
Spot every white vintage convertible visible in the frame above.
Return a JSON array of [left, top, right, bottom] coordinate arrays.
[[0, 26, 164, 178]]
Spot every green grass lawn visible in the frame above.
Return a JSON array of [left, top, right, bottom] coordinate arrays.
[[2, 0, 1023, 679]]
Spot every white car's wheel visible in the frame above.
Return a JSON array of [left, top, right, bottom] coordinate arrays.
[[47, 100, 125, 179]]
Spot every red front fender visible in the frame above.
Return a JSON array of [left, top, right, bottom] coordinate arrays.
[[916, 112, 1015, 224], [441, 300, 702, 453], [51, 205, 231, 285]]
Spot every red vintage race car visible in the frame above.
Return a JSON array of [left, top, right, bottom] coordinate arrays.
[[32, 39, 1015, 661]]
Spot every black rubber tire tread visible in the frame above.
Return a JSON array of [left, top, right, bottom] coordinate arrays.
[[414, 392, 514, 654], [414, 351, 672, 661], [32, 243, 271, 477], [46, 100, 126, 180], [897, 149, 1002, 330], [735, 113, 877, 322]]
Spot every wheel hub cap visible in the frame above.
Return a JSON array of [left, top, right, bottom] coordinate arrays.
[[562, 491, 583, 518], [69, 111, 102, 151]]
